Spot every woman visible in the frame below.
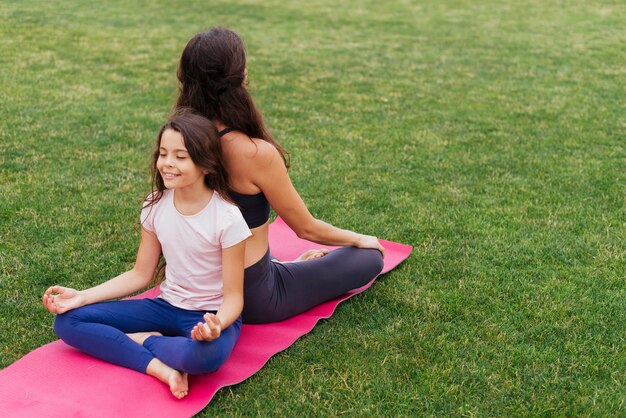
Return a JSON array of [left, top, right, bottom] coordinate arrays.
[[175, 28, 384, 324]]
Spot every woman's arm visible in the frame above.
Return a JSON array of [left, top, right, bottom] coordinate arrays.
[[191, 240, 245, 341], [42, 227, 162, 314], [251, 141, 384, 253]]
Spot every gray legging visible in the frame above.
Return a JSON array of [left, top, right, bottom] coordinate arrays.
[[242, 246, 384, 324]]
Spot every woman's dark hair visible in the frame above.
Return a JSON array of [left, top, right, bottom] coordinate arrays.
[[175, 27, 289, 167], [146, 107, 232, 209]]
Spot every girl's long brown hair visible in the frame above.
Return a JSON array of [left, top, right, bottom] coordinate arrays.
[[144, 108, 231, 284], [175, 27, 290, 167], [145, 107, 232, 209]]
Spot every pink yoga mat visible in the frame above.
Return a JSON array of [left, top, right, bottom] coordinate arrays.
[[0, 217, 411, 417]]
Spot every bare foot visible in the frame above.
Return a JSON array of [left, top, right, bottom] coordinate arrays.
[[146, 358, 189, 399], [126, 331, 162, 346], [293, 248, 329, 262], [168, 370, 189, 400]]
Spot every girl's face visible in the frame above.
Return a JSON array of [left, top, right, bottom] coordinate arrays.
[[156, 129, 207, 192]]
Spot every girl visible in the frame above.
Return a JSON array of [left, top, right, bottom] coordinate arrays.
[[175, 28, 385, 324], [42, 109, 251, 399]]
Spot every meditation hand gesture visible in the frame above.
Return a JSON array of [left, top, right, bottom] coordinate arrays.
[[191, 313, 222, 342], [42, 285, 86, 314]]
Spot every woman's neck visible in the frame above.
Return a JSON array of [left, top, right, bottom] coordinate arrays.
[[213, 119, 226, 132]]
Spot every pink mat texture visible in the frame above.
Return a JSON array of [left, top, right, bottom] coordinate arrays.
[[0, 217, 411, 417]]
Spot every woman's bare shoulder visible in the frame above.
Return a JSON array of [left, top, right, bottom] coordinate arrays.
[[222, 133, 283, 168]]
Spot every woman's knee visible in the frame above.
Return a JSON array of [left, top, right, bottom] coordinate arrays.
[[366, 248, 385, 276], [339, 247, 384, 277]]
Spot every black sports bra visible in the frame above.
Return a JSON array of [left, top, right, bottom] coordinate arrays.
[[219, 127, 271, 228], [229, 190, 270, 228]]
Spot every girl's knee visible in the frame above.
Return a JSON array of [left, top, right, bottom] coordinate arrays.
[[180, 343, 231, 374], [53, 312, 73, 339], [181, 322, 240, 374], [53, 307, 91, 342]]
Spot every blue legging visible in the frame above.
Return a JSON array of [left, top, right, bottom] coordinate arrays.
[[243, 246, 384, 324], [53, 298, 241, 375]]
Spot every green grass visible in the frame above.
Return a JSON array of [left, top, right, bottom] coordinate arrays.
[[1, 0, 624, 416]]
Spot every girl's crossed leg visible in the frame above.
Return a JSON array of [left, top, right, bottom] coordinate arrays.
[[54, 297, 241, 398]]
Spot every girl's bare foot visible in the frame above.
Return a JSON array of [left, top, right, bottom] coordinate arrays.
[[146, 358, 189, 399], [126, 331, 163, 345], [293, 248, 329, 262]]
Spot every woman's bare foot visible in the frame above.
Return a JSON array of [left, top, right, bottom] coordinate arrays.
[[293, 248, 329, 262], [126, 331, 162, 346], [146, 358, 189, 399]]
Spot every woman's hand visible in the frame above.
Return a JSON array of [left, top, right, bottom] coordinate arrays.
[[42, 285, 86, 314], [191, 313, 222, 342], [355, 234, 386, 257]]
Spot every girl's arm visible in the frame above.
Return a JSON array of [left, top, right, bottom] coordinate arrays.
[[252, 141, 384, 254], [191, 240, 245, 341], [42, 227, 162, 314]]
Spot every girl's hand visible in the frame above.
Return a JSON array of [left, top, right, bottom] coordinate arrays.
[[42, 285, 86, 314], [356, 234, 386, 257], [191, 313, 222, 342]]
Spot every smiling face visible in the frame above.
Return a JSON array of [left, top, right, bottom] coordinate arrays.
[[156, 128, 208, 192]]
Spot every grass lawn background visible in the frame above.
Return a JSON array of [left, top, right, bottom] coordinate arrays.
[[0, 0, 624, 416]]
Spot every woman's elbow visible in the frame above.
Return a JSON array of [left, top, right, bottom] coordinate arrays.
[[293, 221, 318, 242], [295, 229, 311, 241]]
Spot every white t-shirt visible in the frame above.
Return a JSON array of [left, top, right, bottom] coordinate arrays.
[[140, 189, 251, 311]]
